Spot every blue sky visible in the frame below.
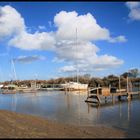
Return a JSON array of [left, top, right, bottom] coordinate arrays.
[[0, 2, 140, 81]]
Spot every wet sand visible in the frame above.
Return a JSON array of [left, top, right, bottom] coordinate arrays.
[[0, 110, 139, 138]]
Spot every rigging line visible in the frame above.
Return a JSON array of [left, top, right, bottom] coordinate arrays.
[[76, 28, 81, 125], [76, 27, 79, 84], [7, 45, 18, 135], [11, 59, 17, 81]]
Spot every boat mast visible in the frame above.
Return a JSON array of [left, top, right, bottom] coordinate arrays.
[[11, 59, 17, 81], [76, 28, 79, 83]]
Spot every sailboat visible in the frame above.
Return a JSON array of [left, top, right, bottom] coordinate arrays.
[[1, 59, 18, 94], [61, 81, 88, 91], [61, 28, 88, 91], [18, 80, 37, 93]]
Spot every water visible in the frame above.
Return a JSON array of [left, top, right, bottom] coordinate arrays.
[[0, 90, 140, 134]]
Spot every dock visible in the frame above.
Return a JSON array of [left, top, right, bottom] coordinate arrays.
[[85, 87, 140, 105], [85, 76, 140, 105]]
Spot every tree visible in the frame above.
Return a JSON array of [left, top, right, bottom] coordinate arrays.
[[83, 74, 91, 79], [121, 72, 131, 78], [129, 68, 139, 78]]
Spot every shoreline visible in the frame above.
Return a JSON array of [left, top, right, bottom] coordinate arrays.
[[0, 110, 139, 138]]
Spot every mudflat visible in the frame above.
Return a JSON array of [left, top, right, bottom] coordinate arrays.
[[0, 110, 138, 138]]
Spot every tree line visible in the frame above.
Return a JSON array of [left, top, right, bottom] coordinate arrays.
[[0, 68, 140, 88]]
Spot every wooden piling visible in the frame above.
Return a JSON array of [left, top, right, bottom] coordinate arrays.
[[118, 95, 121, 101], [112, 94, 115, 104]]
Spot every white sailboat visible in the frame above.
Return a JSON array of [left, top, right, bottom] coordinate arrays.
[[61, 28, 88, 91], [61, 81, 88, 91], [1, 59, 18, 94]]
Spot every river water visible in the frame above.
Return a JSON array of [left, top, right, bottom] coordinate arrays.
[[0, 90, 140, 134]]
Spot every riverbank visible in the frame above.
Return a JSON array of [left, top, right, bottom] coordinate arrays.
[[0, 110, 139, 138]]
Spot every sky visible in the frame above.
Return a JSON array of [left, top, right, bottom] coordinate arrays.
[[0, 1, 140, 81]]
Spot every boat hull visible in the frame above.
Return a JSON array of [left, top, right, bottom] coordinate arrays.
[[1, 90, 17, 94], [18, 88, 37, 93], [61, 82, 88, 91]]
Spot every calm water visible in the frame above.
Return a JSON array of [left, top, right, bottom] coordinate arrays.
[[0, 90, 140, 134]]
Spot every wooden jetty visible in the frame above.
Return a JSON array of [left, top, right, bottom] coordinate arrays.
[[85, 76, 140, 105], [85, 87, 140, 105]]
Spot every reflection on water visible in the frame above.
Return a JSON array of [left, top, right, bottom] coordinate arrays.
[[0, 90, 140, 132]]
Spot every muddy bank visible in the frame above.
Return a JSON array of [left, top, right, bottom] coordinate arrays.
[[0, 110, 138, 138]]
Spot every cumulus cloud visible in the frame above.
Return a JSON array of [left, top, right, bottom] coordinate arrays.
[[126, 2, 140, 9], [0, 5, 126, 73], [13, 55, 46, 63], [0, 5, 55, 50], [53, 11, 125, 72], [54, 11, 110, 41], [9, 31, 56, 50], [58, 53, 124, 73], [0, 5, 25, 39], [55, 40, 124, 72], [126, 2, 140, 20], [55, 41, 99, 62], [54, 11, 126, 43]]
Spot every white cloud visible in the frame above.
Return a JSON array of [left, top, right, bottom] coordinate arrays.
[[126, 2, 140, 9], [9, 31, 56, 50], [54, 39, 123, 73], [54, 11, 125, 43], [0, 5, 126, 73], [59, 61, 123, 73], [109, 35, 127, 43], [126, 2, 140, 20], [55, 41, 99, 62], [0, 5, 56, 51], [0, 5, 25, 39], [13, 55, 46, 63], [59, 65, 76, 73], [129, 8, 140, 20], [58, 53, 124, 73]]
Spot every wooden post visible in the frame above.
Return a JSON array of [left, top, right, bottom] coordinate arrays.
[[105, 96, 107, 103], [64, 87, 66, 93], [139, 82, 140, 91], [112, 94, 115, 104], [97, 85, 101, 104], [127, 76, 128, 93], [119, 76, 121, 93], [118, 95, 121, 101], [87, 103, 90, 114], [97, 86, 99, 96], [127, 76, 131, 100], [119, 76, 120, 91], [139, 81, 140, 97], [138, 81, 140, 97], [87, 87, 90, 98]]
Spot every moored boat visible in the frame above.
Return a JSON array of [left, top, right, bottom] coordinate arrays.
[[61, 82, 88, 91], [1, 84, 18, 94], [18, 88, 37, 93]]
